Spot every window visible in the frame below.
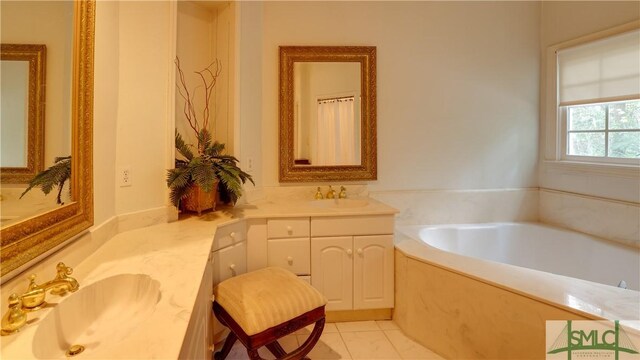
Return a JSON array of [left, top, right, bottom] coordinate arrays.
[[565, 100, 640, 159], [557, 28, 640, 163]]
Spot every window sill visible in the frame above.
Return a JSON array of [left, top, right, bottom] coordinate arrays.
[[541, 160, 640, 178]]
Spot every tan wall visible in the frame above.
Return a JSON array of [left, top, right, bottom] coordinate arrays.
[[237, 1, 540, 195], [394, 250, 591, 359]]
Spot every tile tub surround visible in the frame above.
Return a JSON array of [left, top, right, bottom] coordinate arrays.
[[371, 188, 538, 226], [393, 230, 640, 360], [540, 189, 640, 247]]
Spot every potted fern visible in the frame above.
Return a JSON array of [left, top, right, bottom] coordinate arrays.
[[167, 59, 253, 214]]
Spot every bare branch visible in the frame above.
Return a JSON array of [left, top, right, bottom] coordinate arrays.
[[175, 57, 200, 138], [195, 59, 222, 133], [175, 57, 222, 154]]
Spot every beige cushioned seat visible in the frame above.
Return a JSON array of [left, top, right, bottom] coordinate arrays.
[[213, 267, 327, 336]]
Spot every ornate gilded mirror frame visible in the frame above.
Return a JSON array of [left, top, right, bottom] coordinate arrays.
[[0, 44, 46, 183], [1, 0, 94, 278], [279, 46, 377, 182]]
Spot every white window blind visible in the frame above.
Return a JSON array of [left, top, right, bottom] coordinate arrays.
[[557, 29, 640, 106]]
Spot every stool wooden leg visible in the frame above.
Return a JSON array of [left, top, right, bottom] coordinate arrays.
[[214, 331, 237, 360], [280, 317, 325, 360]]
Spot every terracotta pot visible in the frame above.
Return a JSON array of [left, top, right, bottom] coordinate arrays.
[[181, 181, 219, 216]]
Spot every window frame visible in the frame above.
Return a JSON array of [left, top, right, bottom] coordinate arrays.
[[543, 20, 640, 174], [560, 100, 640, 165]]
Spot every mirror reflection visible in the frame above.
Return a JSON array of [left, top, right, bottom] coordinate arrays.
[[0, 1, 74, 228], [1, 58, 30, 167], [293, 62, 361, 166]]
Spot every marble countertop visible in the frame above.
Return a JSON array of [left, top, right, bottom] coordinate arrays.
[[0, 198, 397, 359], [231, 197, 399, 218]]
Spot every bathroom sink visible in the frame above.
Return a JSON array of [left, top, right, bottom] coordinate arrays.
[[32, 274, 160, 359], [309, 198, 370, 209]]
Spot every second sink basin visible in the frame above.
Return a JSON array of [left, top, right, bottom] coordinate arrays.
[[33, 274, 160, 359], [309, 198, 370, 209]]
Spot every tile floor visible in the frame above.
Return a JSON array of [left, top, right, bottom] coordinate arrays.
[[220, 320, 444, 360]]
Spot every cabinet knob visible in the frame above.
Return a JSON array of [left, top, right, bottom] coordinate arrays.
[[229, 263, 236, 270], [287, 256, 293, 264], [346, 249, 353, 255], [229, 232, 236, 239], [357, 248, 363, 255], [286, 226, 292, 233]]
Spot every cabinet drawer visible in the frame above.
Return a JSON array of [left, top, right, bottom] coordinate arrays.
[[213, 221, 246, 251], [212, 242, 246, 285], [311, 215, 394, 237], [267, 237, 310, 275], [267, 218, 309, 238]]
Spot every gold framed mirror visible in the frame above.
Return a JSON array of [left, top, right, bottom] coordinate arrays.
[[0, 0, 94, 278], [279, 46, 377, 182], [0, 44, 46, 184]]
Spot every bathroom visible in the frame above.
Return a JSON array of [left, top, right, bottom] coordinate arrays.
[[1, 1, 639, 359]]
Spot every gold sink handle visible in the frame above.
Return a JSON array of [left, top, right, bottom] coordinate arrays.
[[1, 294, 28, 335], [21, 275, 46, 310], [48, 262, 79, 296]]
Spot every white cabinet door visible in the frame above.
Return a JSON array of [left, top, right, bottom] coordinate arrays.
[[179, 261, 213, 359], [311, 236, 353, 311], [212, 242, 247, 285], [353, 235, 394, 310]]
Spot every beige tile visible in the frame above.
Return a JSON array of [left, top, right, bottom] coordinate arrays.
[[225, 341, 249, 360], [222, 335, 299, 360], [297, 332, 352, 359], [336, 320, 380, 332], [376, 320, 400, 330], [340, 331, 401, 359], [384, 330, 444, 359]]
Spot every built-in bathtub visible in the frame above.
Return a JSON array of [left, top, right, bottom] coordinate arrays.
[[393, 222, 640, 359]]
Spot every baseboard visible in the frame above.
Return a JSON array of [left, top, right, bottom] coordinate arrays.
[[326, 308, 393, 322]]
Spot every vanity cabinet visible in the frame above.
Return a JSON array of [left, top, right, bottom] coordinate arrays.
[[245, 214, 394, 313], [212, 221, 247, 284], [180, 256, 214, 359], [310, 215, 394, 312], [211, 221, 247, 344], [266, 217, 311, 278]]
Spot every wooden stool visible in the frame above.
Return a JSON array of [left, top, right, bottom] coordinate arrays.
[[213, 267, 327, 360]]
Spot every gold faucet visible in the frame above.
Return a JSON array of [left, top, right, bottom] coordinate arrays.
[[326, 186, 336, 199], [1, 262, 79, 336], [314, 187, 324, 200], [46, 262, 79, 296], [20, 262, 79, 311], [338, 186, 347, 199], [1, 294, 27, 335]]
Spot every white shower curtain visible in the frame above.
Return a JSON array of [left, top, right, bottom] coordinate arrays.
[[314, 97, 356, 165]]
